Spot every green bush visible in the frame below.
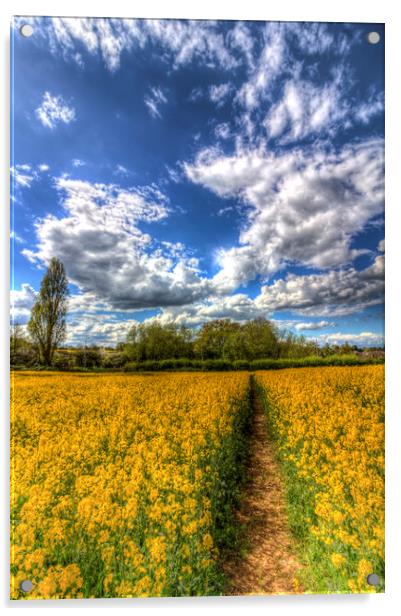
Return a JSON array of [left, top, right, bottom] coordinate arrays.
[[232, 359, 250, 371], [202, 359, 232, 371], [88, 354, 384, 373], [124, 361, 139, 372]]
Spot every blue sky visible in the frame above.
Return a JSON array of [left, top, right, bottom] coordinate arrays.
[[11, 17, 384, 347]]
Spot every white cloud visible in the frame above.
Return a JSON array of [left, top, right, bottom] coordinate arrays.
[[164, 165, 182, 184], [35, 92, 76, 129], [18, 17, 239, 73], [227, 22, 255, 69], [355, 91, 384, 125], [235, 23, 286, 112], [189, 86, 204, 102], [11, 163, 54, 194], [65, 313, 140, 346], [11, 165, 35, 188], [209, 83, 233, 107], [10, 230, 24, 243], [72, 158, 85, 167], [294, 320, 334, 331], [10, 284, 37, 322], [314, 331, 384, 347], [144, 87, 168, 119], [114, 164, 130, 177], [184, 138, 384, 291], [254, 255, 384, 316], [147, 254, 383, 327], [264, 75, 349, 142], [378, 239, 385, 253], [265, 75, 384, 143], [214, 123, 231, 140], [22, 178, 211, 310]]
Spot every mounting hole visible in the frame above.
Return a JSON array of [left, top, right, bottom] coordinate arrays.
[[367, 32, 380, 45], [366, 573, 380, 586], [20, 579, 33, 593], [20, 24, 34, 38]]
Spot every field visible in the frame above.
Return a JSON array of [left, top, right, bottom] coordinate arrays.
[[256, 366, 385, 593], [10, 372, 251, 599], [10, 366, 384, 598]]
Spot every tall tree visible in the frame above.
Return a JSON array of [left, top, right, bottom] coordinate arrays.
[[28, 257, 69, 365]]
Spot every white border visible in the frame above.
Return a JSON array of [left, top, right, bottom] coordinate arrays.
[[2, 1, 401, 614]]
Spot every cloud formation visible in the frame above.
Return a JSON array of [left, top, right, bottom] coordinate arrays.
[[35, 92, 76, 129], [185, 138, 384, 291], [17, 17, 239, 73], [314, 331, 384, 347], [144, 87, 168, 119], [11, 284, 37, 322], [22, 178, 211, 310], [148, 255, 384, 326]]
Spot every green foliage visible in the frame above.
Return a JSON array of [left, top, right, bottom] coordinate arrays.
[[121, 355, 383, 372], [27, 257, 69, 366], [124, 322, 194, 362], [10, 323, 37, 367], [74, 348, 103, 368]]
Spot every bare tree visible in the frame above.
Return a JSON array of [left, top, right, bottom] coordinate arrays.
[[28, 257, 69, 365]]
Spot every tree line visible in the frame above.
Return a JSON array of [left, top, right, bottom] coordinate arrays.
[[121, 318, 321, 363], [11, 257, 384, 369]]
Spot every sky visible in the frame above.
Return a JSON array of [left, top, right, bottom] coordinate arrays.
[[10, 17, 384, 347]]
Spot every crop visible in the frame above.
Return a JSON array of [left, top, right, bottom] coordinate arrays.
[[256, 366, 385, 593], [10, 371, 250, 599]]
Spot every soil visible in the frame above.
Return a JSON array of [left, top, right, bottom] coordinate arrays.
[[223, 379, 303, 595]]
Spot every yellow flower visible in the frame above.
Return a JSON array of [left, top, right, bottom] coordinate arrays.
[[331, 553, 346, 569]]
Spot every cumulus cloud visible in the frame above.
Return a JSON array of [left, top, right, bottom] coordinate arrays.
[[35, 92, 76, 129], [144, 87, 168, 119], [293, 320, 335, 331], [10, 284, 37, 322], [22, 178, 211, 310], [149, 256, 384, 327], [314, 331, 384, 347], [66, 313, 140, 346], [254, 255, 384, 316], [184, 138, 384, 291]]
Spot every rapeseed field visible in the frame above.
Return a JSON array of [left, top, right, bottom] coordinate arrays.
[[256, 366, 384, 593]]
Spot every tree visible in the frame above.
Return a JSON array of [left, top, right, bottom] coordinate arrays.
[[28, 257, 69, 365], [124, 322, 194, 361], [194, 320, 242, 360], [242, 318, 280, 359], [10, 322, 25, 358]]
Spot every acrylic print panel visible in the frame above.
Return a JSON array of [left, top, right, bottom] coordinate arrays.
[[10, 16, 384, 599]]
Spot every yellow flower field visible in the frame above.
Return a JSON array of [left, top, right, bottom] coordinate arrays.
[[10, 371, 251, 599], [255, 365, 385, 593]]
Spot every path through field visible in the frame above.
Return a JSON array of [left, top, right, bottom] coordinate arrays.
[[223, 376, 303, 595]]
